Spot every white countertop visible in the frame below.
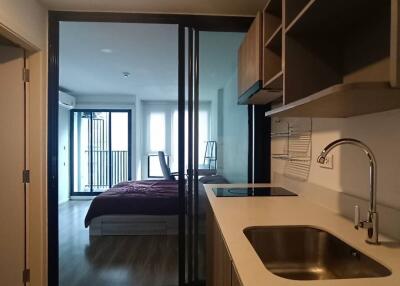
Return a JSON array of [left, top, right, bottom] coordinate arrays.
[[204, 183, 400, 286]]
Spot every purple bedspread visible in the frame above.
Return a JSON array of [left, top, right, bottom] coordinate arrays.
[[84, 180, 178, 227]]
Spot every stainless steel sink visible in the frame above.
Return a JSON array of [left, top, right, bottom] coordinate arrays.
[[244, 226, 391, 280]]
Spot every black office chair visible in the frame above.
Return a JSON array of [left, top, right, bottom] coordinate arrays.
[[158, 151, 177, 181]]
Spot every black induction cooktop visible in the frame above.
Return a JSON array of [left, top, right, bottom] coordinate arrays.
[[212, 187, 297, 197]]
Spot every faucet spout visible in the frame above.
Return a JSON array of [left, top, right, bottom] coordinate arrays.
[[318, 138, 378, 244]]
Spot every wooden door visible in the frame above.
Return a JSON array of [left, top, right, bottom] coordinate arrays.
[[0, 44, 27, 285]]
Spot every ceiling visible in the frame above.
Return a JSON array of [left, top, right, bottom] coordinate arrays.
[[40, 0, 264, 16], [60, 22, 244, 101], [60, 22, 178, 100]]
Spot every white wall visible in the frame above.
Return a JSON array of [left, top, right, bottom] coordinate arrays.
[[271, 109, 400, 239], [58, 106, 70, 204], [0, 0, 47, 49]]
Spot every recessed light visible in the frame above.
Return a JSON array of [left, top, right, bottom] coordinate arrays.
[[122, 72, 131, 78], [100, 48, 113, 53]]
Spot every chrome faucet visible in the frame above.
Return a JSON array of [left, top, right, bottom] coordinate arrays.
[[317, 138, 379, 245]]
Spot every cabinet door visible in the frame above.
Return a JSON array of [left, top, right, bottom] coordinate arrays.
[[238, 12, 262, 96], [232, 263, 243, 286], [207, 203, 232, 286]]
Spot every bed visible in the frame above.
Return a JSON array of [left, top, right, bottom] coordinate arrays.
[[85, 175, 229, 236], [85, 180, 179, 236]]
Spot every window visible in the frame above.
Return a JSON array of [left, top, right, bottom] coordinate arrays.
[[199, 110, 210, 164], [149, 112, 165, 152], [142, 101, 211, 178], [71, 110, 131, 194]]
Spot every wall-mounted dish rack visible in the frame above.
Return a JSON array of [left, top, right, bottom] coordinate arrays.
[[271, 117, 312, 181], [271, 118, 312, 161]]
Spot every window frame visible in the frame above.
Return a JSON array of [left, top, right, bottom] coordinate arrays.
[[69, 109, 132, 196]]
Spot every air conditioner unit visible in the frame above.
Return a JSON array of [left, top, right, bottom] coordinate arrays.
[[59, 91, 76, 109]]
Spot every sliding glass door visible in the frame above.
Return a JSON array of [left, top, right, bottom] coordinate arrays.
[[71, 109, 131, 195], [184, 28, 248, 285]]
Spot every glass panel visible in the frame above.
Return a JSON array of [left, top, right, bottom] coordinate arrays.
[[91, 112, 110, 192], [111, 112, 129, 186], [59, 22, 179, 286], [199, 31, 247, 182], [72, 111, 91, 193], [198, 108, 210, 168], [195, 31, 247, 283]]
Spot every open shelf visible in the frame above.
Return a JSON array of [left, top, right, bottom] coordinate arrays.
[[285, 0, 382, 36], [285, 0, 312, 28], [265, 25, 282, 50], [283, 0, 391, 105], [263, 70, 283, 91], [246, 89, 283, 105], [265, 82, 400, 118], [264, 0, 282, 44], [264, 21, 282, 89], [239, 0, 400, 117], [264, 45, 282, 86]]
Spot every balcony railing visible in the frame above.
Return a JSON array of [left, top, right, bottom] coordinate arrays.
[[85, 150, 129, 191]]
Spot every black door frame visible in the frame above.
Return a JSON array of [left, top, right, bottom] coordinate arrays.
[[48, 11, 252, 286]]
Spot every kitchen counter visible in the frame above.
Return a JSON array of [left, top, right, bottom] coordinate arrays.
[[204, 183, 400, 286]]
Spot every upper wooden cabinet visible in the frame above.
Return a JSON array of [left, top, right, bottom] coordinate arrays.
[[238, 0, 400, 118], [238, 3, 284, 105], [238, 12, 263, 102]]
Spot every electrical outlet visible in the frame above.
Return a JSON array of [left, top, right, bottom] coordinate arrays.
[[320, 155, 333, 169]]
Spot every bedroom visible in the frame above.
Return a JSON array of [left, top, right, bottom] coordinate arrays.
[[57, 21, 250, 286]]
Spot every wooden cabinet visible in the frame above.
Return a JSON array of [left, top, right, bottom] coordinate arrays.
[[266, 0, 400, 117], [232, 264, 244, 286], [239, 0, 400, 118], [207, 202, 243, 286], [238, 12, 262, 96], [238, 3, 284, 105]]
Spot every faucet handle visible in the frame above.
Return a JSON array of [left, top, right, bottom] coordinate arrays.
[[354, 205, 360, 229]]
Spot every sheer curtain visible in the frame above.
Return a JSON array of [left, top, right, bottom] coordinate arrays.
[[142, 101, 210, 178]]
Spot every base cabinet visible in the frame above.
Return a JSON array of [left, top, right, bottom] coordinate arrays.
[[232, 264, 243, 286], [207, 203, 243, 286]]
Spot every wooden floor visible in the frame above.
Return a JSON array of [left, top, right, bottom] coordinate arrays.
[[59, 200, 178, 286]]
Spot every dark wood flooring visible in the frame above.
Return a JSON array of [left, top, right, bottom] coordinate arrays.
[[59, 200, 178, 286]]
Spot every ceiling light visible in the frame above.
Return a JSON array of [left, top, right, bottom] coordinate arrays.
[[100, 48, 112, 53], [122, 72, 131, 78]]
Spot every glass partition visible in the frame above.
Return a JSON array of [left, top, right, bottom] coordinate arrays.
[[198, 31, 248, 183]]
